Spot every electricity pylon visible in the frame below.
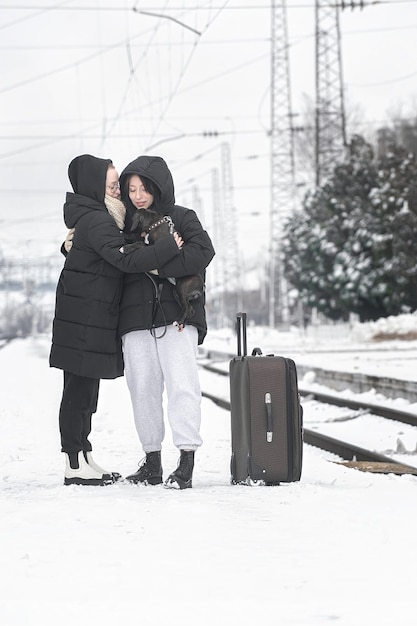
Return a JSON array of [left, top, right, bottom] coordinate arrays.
[[220, 142, 240, 320], [269, 0, 296, 327], [210, 144, 240, 327], [211, 167, 224, 328], [315, 0, 347, 186]]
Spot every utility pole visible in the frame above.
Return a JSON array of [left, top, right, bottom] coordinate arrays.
[[269, 0, 296, 327], [211, 167, 224, 328], [192, 184, 204, 224], [220, 142, 240, 321], [315, 0, 347, 186]]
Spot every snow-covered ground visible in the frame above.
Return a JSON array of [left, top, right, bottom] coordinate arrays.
[[204, 312, 417, 382], [1, 327, 417, 626]]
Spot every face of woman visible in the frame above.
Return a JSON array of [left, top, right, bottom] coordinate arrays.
[[128, 175, 154, 209], [106, 167, 120, 198]]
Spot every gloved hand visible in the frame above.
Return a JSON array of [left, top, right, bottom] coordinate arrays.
[[64, 228, 75, 252]]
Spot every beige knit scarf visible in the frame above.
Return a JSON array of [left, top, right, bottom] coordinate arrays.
[[105, 194, 126, 230]]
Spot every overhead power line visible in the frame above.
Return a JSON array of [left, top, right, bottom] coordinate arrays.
[[0, 2, 414, 10], [2, 18, 417, 51], [133, 8, 201, 35], [0, 4, 271, 9]]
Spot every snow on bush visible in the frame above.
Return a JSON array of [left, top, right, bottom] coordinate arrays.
[[351, 311, 417, 342]]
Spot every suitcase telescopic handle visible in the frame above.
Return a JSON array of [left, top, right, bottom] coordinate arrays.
[[265, 392, 273, 442], [236, 312, 247, 357]]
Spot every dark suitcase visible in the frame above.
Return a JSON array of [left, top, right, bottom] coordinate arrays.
[[229, 312, 303, 485]]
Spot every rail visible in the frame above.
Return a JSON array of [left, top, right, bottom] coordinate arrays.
[[199, 362, 417, 475], [201, 362, 417, 427]]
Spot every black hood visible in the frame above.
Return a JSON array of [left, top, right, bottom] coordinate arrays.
[[119, 155, 175, 214], [64, 154, 113, 229], [68, 154, 113, 204]]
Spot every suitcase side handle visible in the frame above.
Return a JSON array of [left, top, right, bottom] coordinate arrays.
[[265, 392, 273, 442], [236, 312, 247, 357]]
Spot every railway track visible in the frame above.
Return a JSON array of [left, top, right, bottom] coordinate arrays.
[[199, 360, 417, 476]]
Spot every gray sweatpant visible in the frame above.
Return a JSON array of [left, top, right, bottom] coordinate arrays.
[[122, 325, 203, 452]]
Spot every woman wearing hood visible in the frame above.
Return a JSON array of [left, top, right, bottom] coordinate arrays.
[[119, 155, 215, 489], [50, 154, 183, 486]]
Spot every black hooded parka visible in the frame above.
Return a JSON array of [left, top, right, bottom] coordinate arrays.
[[118, 155, 215, 344], [49, 154, 182, 379]]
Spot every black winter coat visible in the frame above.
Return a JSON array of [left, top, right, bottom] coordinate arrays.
[[49, 154, 181, 379], [118, 155, 215, 344]]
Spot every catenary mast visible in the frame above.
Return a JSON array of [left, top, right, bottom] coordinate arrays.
[[315, 0, 347, 186], [269, 0, 296, 327]]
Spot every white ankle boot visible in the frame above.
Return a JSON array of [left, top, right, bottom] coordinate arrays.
[[85, 452, 122, 482], [85, 451, 110, 474], [64, 451, 113, 486]]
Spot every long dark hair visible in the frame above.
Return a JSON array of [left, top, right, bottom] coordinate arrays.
[[122, 174, 162, 212]]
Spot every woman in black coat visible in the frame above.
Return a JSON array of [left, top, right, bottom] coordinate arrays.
[[118, 155, 215, 489], [50, 154, 183, 486]]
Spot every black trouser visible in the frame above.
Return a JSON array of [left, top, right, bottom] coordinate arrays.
[[59, 372, 100, 454]]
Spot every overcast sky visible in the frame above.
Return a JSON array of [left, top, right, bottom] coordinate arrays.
[[1, 0, 416, 264]]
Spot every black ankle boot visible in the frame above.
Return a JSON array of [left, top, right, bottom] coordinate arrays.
[[164, 450, 195, 490], [126, 451, 163, 485]]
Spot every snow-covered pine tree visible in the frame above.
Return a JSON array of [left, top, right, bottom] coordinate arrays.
[[282, 135, 417, 322]]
